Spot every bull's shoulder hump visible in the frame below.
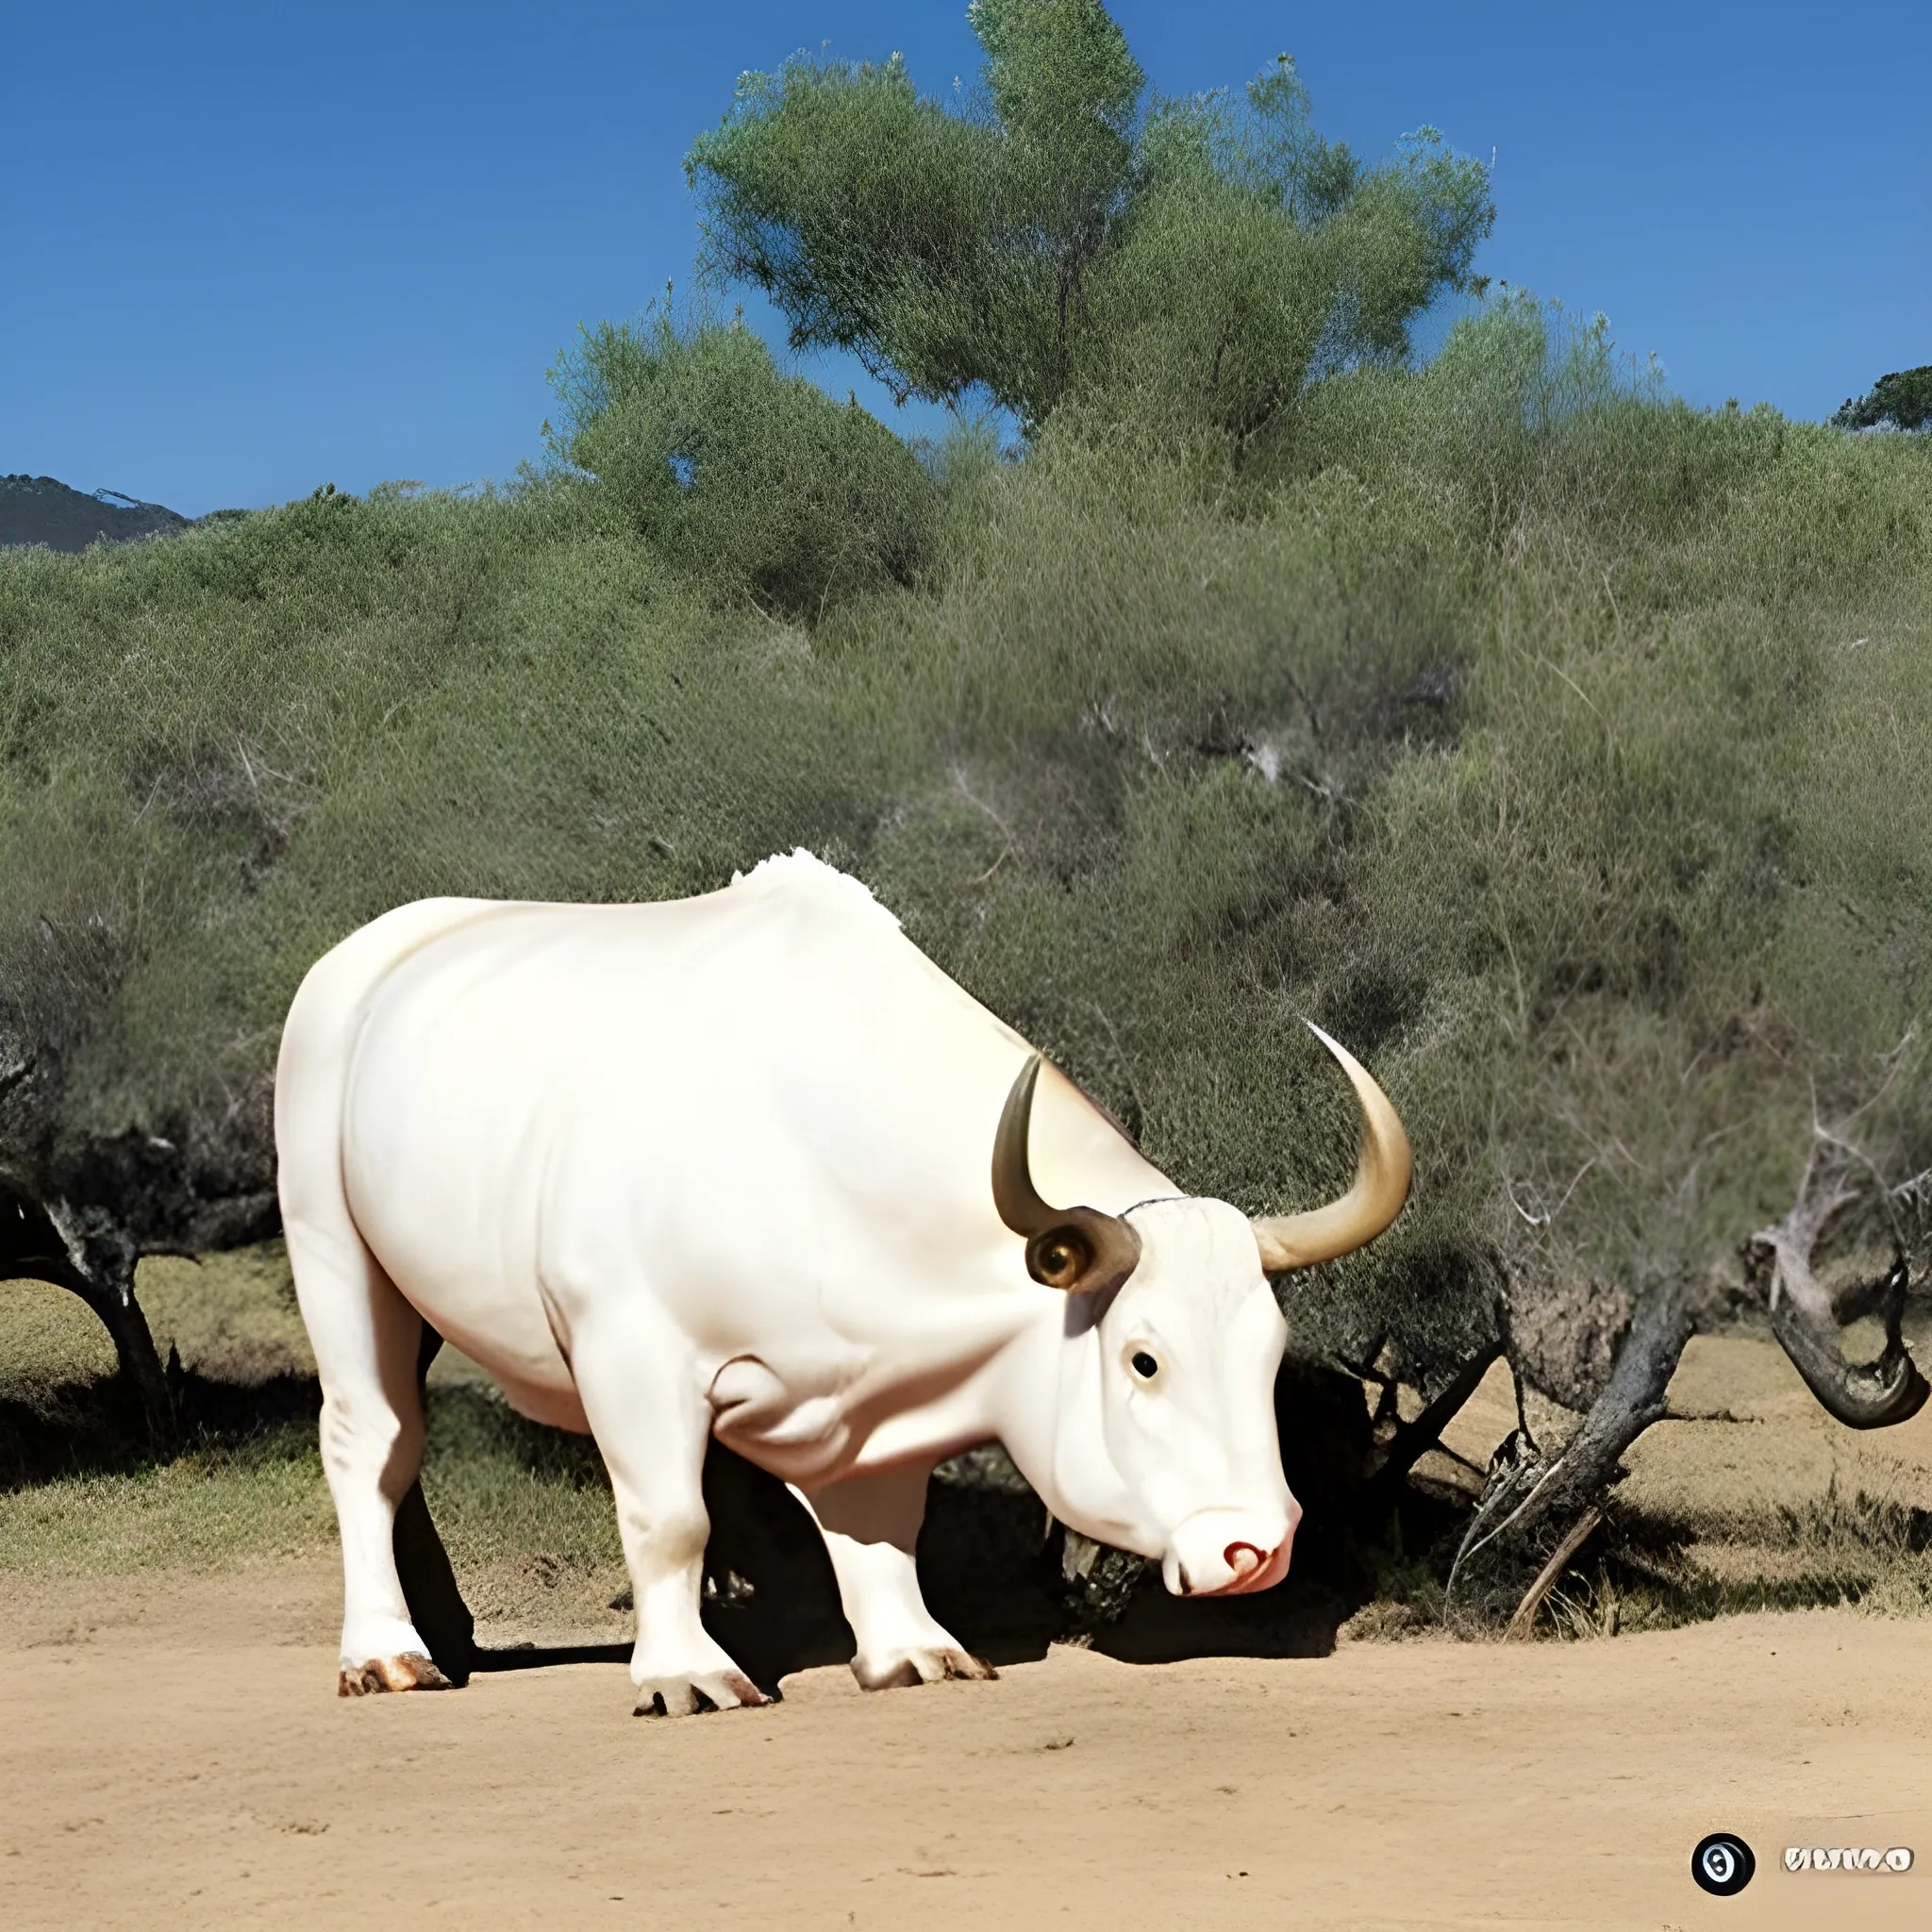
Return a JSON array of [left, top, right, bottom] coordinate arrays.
[[740, 859, 1043, 1058], [726, 850, 903, 932]]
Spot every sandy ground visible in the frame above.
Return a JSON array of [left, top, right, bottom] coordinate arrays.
[[4, 1324, 1929, 1926], [1, 1562, 1926, 1931]]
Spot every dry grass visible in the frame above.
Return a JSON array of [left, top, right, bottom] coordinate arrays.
[[6, 1262, 1929, 1649], [0, 1250, 626, 1638]]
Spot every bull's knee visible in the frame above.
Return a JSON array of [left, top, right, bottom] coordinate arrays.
[[320, 1391, 423, 1491], [621, 1500, 710, 1582]]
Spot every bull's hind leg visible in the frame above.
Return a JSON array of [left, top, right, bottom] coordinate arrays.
[[795, 1466, 996, 1690], [283, 1210, 447, 1696], [568, 1306, 770, 1717]]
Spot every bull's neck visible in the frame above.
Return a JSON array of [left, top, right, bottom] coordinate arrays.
[[811, 1279, 1066, 1482], [977, 1291, 1125, 1537]]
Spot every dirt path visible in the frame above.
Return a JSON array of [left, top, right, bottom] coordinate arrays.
[[1, 1566, 1924, 1929]]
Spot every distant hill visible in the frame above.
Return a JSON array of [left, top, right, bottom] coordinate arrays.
[[0, 475, 193, 553]]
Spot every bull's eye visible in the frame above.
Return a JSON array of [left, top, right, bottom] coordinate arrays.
[[1130, 1350, 1159, 1380]]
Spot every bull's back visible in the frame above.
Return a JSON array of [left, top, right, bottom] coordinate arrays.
[[328, 858, 1171, 1385]]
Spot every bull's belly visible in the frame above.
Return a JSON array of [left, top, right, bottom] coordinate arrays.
[[395, 1271, 588, 1432], [362, 1237, 978, 1472], [358, 1220, 995, 1475], [344, 1166, 889, 1456], [431, 1319, 589, 1434], [346, 1195, 590, 1433]]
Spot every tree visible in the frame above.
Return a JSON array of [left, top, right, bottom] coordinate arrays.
[[1, 971, 276, 1435], [1832, 366, 1932, 434], [686, 1, 1492, 436]]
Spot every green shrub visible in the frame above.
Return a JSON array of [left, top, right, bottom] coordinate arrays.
[[546, 314, 937, 616], [10, 289, 1932, 1405]]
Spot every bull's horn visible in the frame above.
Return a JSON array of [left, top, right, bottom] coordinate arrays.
[[1251, 1024, 1412, 1274], [992, 1054, 1142, 1294]]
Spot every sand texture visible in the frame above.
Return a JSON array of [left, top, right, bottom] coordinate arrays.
[[1, 1563, 1925, 1930]]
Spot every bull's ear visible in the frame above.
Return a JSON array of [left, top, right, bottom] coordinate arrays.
[[1024, 1212, 1137, 1295], [1027, 1226, 1091, 1291], [994, 1056, 1142, 1292]]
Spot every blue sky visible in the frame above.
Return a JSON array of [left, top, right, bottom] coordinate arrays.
[[5, 1, 1926, 516]]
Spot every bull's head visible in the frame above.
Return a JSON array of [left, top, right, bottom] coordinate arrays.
[[993, 1027, 1411, 1598]]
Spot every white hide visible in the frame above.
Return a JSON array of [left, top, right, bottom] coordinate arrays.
[[276, 852, 1298, 1711]]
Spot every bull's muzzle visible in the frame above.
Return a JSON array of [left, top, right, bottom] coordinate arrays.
[[1162, 1500, 1301, 1598]]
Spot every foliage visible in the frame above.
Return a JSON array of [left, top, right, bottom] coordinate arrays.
[[6, 0, 1931, 1450], [1832, 365, 1932, 435], [6, 291, 1930, 1417], [545, 310, 937, 616], [686, 2, 1491, 432]]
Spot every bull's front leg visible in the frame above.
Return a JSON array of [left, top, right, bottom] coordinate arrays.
[[794, 1466, 996, 1690], [568, 1308, 771, 1717]]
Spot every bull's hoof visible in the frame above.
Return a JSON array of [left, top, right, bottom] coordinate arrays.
[[854, 1647, 998, 1691], [633, 1669, 773, 1717], [338, 1652, 453, 1697]]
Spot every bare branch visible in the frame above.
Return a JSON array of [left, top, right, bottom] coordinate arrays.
[[1364, 1340, 1504, 1504], [1745, 1128, 1929, 1431], [1506, 1505, 1603, 1640]]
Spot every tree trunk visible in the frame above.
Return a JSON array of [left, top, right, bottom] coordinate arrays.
[[1448, 1276, 1694, 1607], [2, 1186, 174, 1437]]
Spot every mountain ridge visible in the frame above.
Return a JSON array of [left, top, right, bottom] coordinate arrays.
[[1, 474, 195, 553]]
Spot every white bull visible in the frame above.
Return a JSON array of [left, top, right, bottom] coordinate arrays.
[[276, 852, 1409, 1713]]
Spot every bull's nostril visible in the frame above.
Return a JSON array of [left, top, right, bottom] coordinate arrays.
[[1224, 1541, 1265, 1579]]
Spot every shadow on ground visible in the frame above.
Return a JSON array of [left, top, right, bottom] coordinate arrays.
[[0, 1364, 319, 1489], [1, 1348, 1448, 1688], [668, 1356, 1447, 1689]]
